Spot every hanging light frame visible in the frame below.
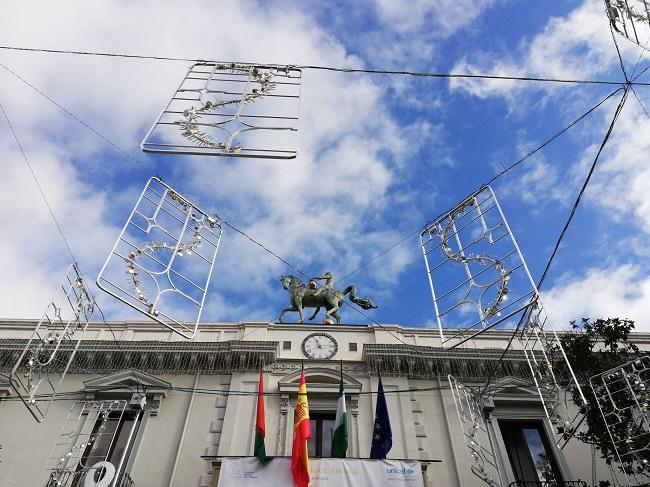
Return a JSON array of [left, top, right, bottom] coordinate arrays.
[[448, 375, 503, 487], [141, 62, 302, 158], [590, 356, 650, 485], [9, 264, 94, 422], [96, 176, 222, 339]]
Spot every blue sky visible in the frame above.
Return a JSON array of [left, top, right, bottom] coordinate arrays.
[[0, 0, 649, 332]]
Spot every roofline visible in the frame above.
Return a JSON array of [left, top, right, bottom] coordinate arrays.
[[0, 318, 649, 341]]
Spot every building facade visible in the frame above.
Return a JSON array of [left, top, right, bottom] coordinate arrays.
[[1, 319, 648, 487]]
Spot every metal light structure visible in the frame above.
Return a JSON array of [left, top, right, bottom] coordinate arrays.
[[590, 356, 650, 485], [605, 0, 650, 51], [97, 177, 222, 339], [448, 375, 503, 487], [141, 62, 302, 158], [519, 302, 588, 449], [9, 264, 94, 422], [420, 186, 537, 348], [424, 186, 588, 449], [39, 400, 132, 487]]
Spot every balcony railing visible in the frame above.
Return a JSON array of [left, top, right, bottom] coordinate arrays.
[[45, 471, 134, 487], [508, 481, 587, 487]]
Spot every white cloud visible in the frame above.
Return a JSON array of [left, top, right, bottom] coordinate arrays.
[[543, 264, 650, 332], [449, 0, 641, 99], [587, 99, 650, 234], [0, 134, 119, 318], [0, 1, 431, 323], [373, 0, 499, 36]]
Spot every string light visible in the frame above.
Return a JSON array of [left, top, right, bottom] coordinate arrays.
[[179, 64, 277, 152], [13, 265, 95, 420]]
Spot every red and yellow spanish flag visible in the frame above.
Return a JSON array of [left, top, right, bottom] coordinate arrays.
[[291, 369, 311, 487]]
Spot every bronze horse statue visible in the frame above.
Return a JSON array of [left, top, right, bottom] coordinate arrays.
[[278, 274, 377, 324]]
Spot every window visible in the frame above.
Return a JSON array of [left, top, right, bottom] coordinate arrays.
[[499, 420, 563, 484], [307, 412, 335, 458], [79, 408, 143, 485], [283, 341, 292, 350], [349, 343, 358, 351]]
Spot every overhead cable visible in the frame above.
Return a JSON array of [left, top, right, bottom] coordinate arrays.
[[481, 86, 630, 394], [1, 44, 647, 86], [0, 100, 78, 264], [0, 61, 142, 166], [339, 86, 625, 285]]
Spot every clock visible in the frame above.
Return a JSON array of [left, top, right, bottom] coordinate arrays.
[[301, 333, 338, 360]]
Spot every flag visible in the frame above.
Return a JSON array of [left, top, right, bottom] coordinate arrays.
[[370, 375, 392, 459], [255, 369, 271, 465], [331, 362, 348, 458], [291, 368, 311, 487]]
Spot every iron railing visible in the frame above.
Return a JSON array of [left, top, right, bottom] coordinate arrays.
[[508, 481, 587, 487], [45, 471, 134, 487]]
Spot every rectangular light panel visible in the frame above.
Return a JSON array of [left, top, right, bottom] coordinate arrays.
[[141, 62, 302, 158], [96, 177, 222, 339]]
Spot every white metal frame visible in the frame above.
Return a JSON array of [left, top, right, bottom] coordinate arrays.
[[424, 186, 588, 449], [421, 186, 538, 348], [590, 356, 650, 485], [141, 62, 302, 158], [519, 303, 588, 449], [9, 264, 94, 423], [96, 177, 222, 339], [448, 375, 504, 487], [39, 399, 134, 487]]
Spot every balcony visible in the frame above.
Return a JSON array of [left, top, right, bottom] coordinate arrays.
[[508, 481, 588, 487], [45, 471, 134, 487]]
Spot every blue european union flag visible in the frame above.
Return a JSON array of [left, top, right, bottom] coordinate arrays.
[[370, 375, 392, 459]]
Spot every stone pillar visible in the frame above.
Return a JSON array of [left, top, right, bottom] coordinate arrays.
[[278, 393, 290, 455], [349, 394, 360, 457]]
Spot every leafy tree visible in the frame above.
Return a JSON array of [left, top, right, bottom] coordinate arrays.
[[558, 318, 648, 483], [608, 0, 650, 23]]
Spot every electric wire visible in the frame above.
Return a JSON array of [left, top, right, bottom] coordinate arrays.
[[0, 51, 630, 303], [221, 221, 309, 280], [0, 84, 142, 394], [0, 42, 636, 375], [633, 65, 650, 84], [482, 86, 625, 187], [2, 44, 649, 87], [537, 86, 628, 289], [247, 87, 627, 343], [480, 86, 630, 395], [0, 96, 127, 352], [0, 370, 546, 403], [0, 99, 77, 264], [0, 61, 348, 345], [629, 33, 650, 79], [0, 383, 455, 401], [0, 61, 142, 166], [339, 86, 625, 285], [631, 85, 650, 118], [610, 24, 630, 82]]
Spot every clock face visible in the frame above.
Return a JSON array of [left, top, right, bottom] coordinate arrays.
[[302, 333, 338, 360]]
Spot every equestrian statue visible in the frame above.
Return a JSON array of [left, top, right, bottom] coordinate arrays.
[[278, 272, 377, 324]]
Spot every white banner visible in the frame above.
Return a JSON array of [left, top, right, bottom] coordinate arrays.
[[218, 457, 424, 487]]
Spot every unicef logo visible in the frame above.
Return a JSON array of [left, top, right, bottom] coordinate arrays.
[[386, 467, 415, 476]]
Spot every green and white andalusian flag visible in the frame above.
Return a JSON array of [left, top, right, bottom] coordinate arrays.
[[331, 362, 348, 458]]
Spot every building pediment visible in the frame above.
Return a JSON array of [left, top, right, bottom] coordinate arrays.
[[84, 369, 171, 396], [490, 376, 542, 402], [278, 366, 362, 394]]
